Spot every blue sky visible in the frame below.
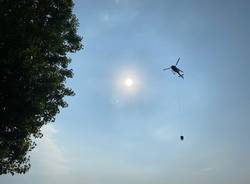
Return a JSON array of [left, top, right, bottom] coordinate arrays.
[[1, 0, 250, 183]]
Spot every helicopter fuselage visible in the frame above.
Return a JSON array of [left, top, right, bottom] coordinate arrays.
[[171, 65, 180, 73], [171, 65, 184, 78]]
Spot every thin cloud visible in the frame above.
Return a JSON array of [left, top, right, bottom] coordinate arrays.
[[101, 13, 110, 22], [31, 125, 70, 175]]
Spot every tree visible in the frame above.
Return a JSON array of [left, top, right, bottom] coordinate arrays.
[[0, 0, 82, 175]]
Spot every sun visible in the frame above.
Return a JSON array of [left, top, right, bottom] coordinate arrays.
[[124, 78, 134, 87], [114, 69, 141, 95]]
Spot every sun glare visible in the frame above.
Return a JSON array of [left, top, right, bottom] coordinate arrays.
[[125, 78, 133, 87], [114, 68, 142, 95]]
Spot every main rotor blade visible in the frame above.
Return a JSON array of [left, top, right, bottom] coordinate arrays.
[[163, 67, 171, 71], [176, 57, 180, 66]]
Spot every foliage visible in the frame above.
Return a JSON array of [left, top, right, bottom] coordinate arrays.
[[0, 0, 82, 175]]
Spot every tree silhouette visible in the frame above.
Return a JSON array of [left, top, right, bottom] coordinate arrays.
[[0, 0, 82, 175]]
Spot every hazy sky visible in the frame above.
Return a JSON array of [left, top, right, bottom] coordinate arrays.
[[1, 0, 250, 183]]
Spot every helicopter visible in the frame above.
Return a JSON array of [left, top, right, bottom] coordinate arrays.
[[180, 135, 184, 141], [163, 57, 184, 79]]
